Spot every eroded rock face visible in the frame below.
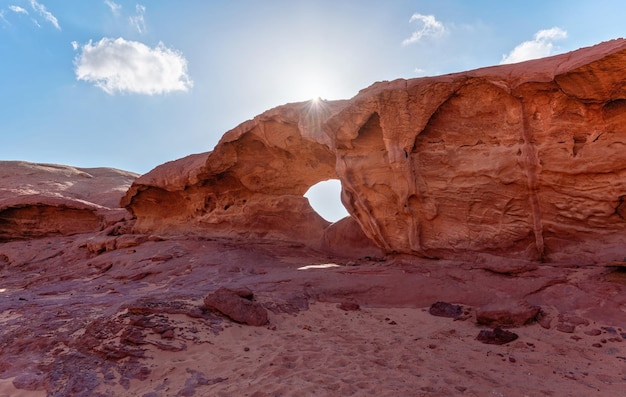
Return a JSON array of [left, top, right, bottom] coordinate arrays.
[[0, 161, 138, 241], [123, 39, 626, 262]]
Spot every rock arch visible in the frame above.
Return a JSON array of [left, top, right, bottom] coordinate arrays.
[[123, 101, 353, 249]]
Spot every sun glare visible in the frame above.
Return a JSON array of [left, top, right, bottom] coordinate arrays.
[[294, 73, 333, 102], [297, 263, 340, 270]]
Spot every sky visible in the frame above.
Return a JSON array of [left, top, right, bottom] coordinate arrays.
[[1, 1, 625, 221]]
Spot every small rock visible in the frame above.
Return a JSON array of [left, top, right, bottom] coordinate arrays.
[[592, 343, 603, 348], [337, 302, 360, 311], [161, 329, 175, 339], [559, 314, 589, 327], [476, 327, 519, 345], [476, 300, 539, 327], [429, 302, 463, 318], [584, 329, 602, 336], [536, 309, 553, 329], [556, 323, 576, 334]]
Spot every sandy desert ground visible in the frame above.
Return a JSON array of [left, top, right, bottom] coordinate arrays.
[[1, 233, 625, 396]]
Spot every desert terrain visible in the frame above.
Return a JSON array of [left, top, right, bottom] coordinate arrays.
[[2, 39, 626, 396]]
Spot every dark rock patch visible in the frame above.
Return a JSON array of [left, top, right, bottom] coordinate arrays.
[[476, 327, 519, 345]]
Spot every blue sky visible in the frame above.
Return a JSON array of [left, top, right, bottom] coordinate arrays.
[[1, 1, 625, 220]]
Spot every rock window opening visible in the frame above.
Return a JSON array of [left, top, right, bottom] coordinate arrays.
[[304, 179, 349, 223]]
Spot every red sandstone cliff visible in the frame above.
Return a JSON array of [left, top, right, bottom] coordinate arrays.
[[122, 39, 626, 262]]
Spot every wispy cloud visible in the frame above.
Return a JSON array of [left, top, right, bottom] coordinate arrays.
[[129, 4, 146, 33], [104, 0, 122, 16], [73, 37, 193, 95], [0, 10, 8, 25], [500, 27, 567, 64], [8, 5, 29, 14], [402, 13, 446, 46], [29, 0, 60, 30]]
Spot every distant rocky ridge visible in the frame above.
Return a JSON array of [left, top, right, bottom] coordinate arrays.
[[122, 39, 626, 263], [0, 161, 137, 241]]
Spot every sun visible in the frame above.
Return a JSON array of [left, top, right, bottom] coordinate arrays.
[[291, 69, 333, 102], [297, 82, 326, 102]]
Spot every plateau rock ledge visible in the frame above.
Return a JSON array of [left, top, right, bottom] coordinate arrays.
[[0, 161, 138, 241]]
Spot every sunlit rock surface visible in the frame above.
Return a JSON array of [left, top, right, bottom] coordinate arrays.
[[123, 39, 626, 262], [0, 161, 137, 241]]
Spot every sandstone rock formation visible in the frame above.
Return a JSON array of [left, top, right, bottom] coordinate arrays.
[[123, 39, 626, 262], [0, 161, 138, 241]]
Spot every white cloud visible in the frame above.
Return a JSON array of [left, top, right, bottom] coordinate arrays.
[[104, 0, 122, 16], [74, 37, 193, 95], [500, 27, 567, 64], [71, 41, 78, 50], [402, 13, 446, 46], [29, 0, 60, 30], [0, 10, 7, 25], [9, 5, 29, 14], [129, 4, 146, 33]]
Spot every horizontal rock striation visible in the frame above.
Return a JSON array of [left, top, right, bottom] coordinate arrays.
[[0, 161, 138, 241], [123, 39, 626, 262]]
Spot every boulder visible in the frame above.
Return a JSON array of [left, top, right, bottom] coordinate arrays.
[[122, 39, 626, 262], [203, 287, 269, 326], [476, 300, 540, 327]]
